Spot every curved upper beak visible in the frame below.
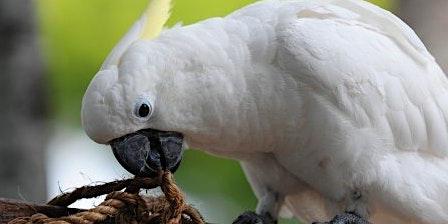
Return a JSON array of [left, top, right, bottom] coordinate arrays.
[[110, 129, 184, 177]]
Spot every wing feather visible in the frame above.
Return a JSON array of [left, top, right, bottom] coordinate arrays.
[[278, 0, 448, 157]]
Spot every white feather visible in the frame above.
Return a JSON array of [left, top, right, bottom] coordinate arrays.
[[82, 0, 448, 223]]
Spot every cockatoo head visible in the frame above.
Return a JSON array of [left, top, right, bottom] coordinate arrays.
[[81, 0, 187, 177]]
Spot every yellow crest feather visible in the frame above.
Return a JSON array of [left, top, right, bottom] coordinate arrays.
[[140, 0, 172, 40]]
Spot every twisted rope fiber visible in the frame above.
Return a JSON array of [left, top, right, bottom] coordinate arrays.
[[8, 172, 204, 224]]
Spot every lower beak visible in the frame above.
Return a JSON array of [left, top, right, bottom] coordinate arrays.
[[110, 129, 184, 177]]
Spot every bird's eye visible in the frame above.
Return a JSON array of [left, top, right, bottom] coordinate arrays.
[[138, 103, 151, 117], [134, 98, 153, 120]]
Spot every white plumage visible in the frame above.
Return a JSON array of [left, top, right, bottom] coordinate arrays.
[[81, 0, 448, 223]]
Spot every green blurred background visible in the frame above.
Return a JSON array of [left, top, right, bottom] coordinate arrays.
[[35, 0, 395, 223]]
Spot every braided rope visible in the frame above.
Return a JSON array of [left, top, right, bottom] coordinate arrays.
[[8, 172, 204, 224]]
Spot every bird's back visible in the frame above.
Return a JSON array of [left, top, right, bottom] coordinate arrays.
[[274, 0, 448, 156]]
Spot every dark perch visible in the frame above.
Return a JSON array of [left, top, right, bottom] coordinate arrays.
[[0, 172, 204, 224], [0, 199, 83, 224]]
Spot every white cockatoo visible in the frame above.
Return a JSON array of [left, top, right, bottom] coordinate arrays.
[[81, 0, 448, 223]]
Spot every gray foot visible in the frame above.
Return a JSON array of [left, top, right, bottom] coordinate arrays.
[[313, 212, 370, 224], [232, 211, 277, 224]]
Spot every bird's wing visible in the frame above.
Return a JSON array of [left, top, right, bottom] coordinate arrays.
[[276, 0, 448, 157], [271, 1, 448, 222]]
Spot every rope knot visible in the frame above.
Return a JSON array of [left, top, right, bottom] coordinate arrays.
[[8, 171, 204, 224]]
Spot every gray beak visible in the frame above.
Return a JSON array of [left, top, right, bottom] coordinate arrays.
[[110, 129, 184, 177]]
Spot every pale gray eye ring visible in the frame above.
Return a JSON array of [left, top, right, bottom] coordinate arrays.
[[134, 98, 153, 120]]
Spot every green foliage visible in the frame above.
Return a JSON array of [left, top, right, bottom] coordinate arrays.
[[176, 150, 257, 222], [369, 0, 398, 10], [37, 0, 145, 122], [36, 0, 394, 223]]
